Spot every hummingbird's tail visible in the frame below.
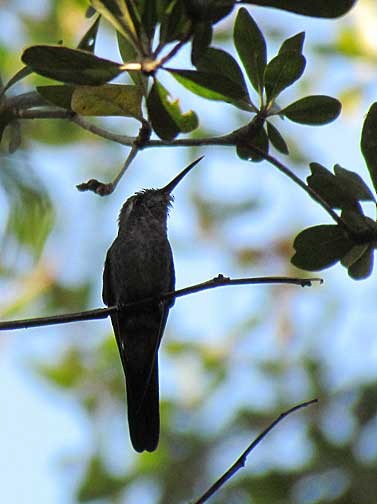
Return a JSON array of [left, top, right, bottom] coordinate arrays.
[[126, 357, 159, 453], [111, 310, 163, 452]]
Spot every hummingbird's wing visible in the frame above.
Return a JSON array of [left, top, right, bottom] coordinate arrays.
[[102, 246, 174, 452]]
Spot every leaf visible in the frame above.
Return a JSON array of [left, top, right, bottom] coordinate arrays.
[[195, 47, 250, 103], [279, 32, 305, 54], [307, 162, 360, 211], [0, 66, 32, 98], [71, 84, 143, 119], [116, 31, 146, 88], [22, 45, 125, 85], [333, 164, 375, 201], [77, 456, 127, 502], [90, 0, 141, 51], [168, 68, 250, 109], [291, 225, 354, 271], [341, 243, 369, 268], [266, 121, 288, 154], [361, 102, 377, 193], [234, 7, 266, 94], [264, 51, 306, 102], [281, 95, 341, 125], [159, 0, 188, 45], [37, 85, 75, 109], [191, 22, 213, 66], [77, 15, 101, 52], [7, 120, 22, 154], [237, 126, 269, 162], [185, 0, 235, 23], [347, 246, 374, 279], [147, 80, 198, 140], [241, 0, 356, 18]]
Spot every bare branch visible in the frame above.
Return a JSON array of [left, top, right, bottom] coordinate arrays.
[[0, 274, 322, 331], [76, 121, 151, 195], [193, 398, 319, 504]]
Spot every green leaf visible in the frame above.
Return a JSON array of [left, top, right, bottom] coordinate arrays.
[[117, 31, 146, 88], [242, 0, 356, 18], [291, 225, 354, 271], [347, 246, 374, 279], [77, 15, 101, 52], [281, 95, 341, 125], [90, 0, 141, 52], [266, 121, 289, 154], [159, 0, 188, 45], [37, 85, 75, 109], [168, 68, 250, 108], [341, 210, 377, 236], [0, 66, 32, 98], [234, 7, 266, 94], [333, 164, 375, 201], [341, 243, 369, 268], [237, 126, 269, 162], [307, 163, 360, 211], [195, 47, 250, 103], [279, 32, 305, 54], [264, 51, 306, 102], [77, 456, 127, 502], [71, 84, 143, 118], [22, 45, 125, 85], [147, 80, 198, 140], [191, 22, 213, 66], [37, 348, 84, 389], [185, 0, 235, 23], [361, 102, 377, 194]]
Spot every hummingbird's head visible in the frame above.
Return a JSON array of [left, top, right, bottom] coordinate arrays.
[[118, 156, 203, 229]]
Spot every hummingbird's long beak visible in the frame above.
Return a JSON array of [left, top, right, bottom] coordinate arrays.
[[161, 156, 204, 194]]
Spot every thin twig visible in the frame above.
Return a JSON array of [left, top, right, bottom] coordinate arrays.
[[76, 121, 151, 194], [0, 274, 322, 331], [193, 398, 319, 504]]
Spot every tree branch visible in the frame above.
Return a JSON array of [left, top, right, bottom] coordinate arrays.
[[193, 398, 319, 504], [0, 274, 322, 331], [3, 92, 353, 231]]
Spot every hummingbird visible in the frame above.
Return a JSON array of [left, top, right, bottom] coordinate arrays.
[[102, 157, 203, 452]]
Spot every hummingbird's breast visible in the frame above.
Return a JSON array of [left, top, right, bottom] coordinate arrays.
[[109, 226, 174, 305]]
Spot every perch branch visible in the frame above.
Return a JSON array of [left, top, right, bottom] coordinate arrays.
[[193, 398, 319, 504], [0, 274, 322, 330]]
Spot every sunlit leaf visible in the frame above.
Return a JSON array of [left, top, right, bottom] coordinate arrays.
[[22, 45, 125, 85], [71, 84, 143, 119], [37, 85, 75, 109], [361, 102, 377, 193], [281, 95, 341, 125], [169, 68, 250, 108], [234, 7, 266, 94], [90, 0, 141, 51], [264, 51, 306, 102], [147, 80, 198, 140]]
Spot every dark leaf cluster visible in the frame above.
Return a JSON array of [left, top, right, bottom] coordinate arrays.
[[292, 103, 377, 279]]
